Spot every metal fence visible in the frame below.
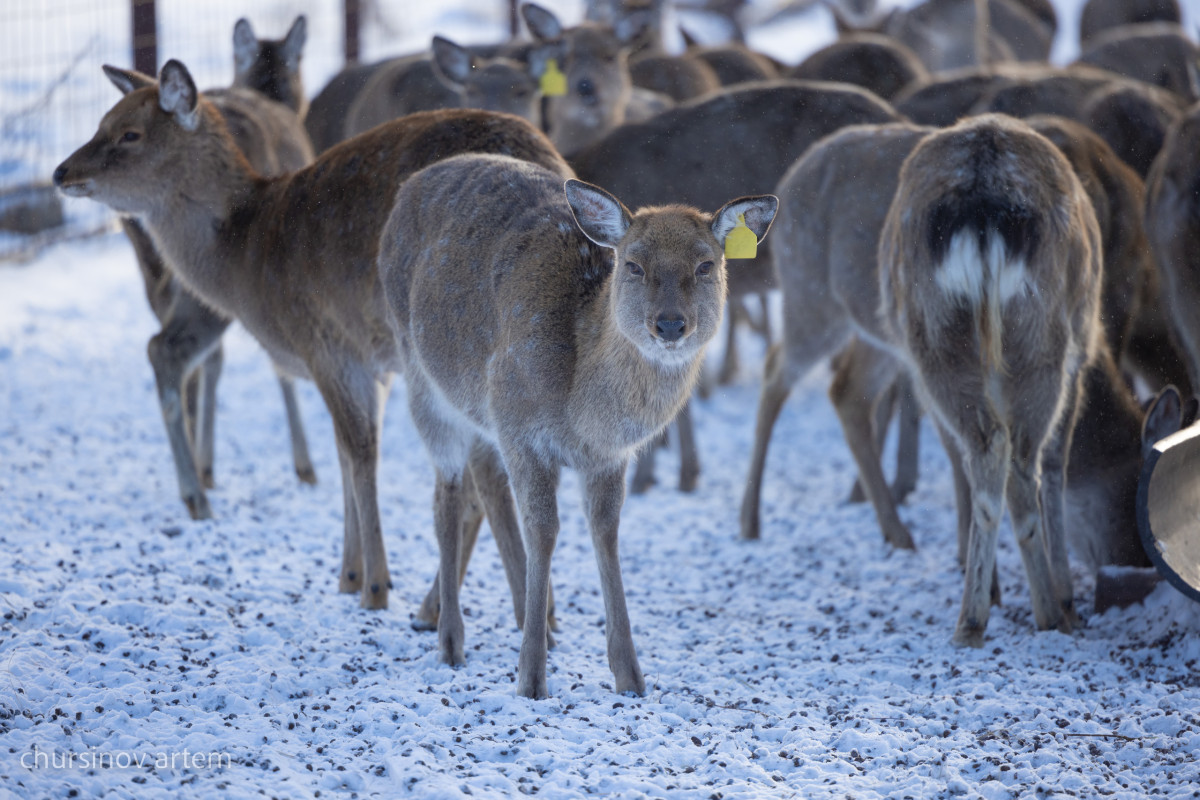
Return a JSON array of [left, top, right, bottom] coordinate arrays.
[[0, 0, 525, 262]]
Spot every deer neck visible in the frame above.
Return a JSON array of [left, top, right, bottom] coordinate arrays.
[[1068, 344, 1142, 476], [567, 279, 703, 456], [140, 147, 268, 321]]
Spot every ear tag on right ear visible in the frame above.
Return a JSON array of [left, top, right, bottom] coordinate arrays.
[[540, 58, 567, 96], [725, 213, 758, 259]]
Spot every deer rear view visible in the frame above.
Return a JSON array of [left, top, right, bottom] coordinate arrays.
[[378, 152, 776, 698], [880, 114, 1103, 646]]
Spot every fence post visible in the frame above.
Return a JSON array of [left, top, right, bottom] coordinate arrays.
[[132, 0, 157, 74], [345, 0, 360, 65]]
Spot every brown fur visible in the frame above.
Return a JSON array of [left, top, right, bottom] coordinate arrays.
[[378, 151, 776, 697], [1079, 0, 1182, 47], [787, 33, 929, 101], [232, 15, 307, 117], [881, 115, 1102, 646], [1075, 22, 1200, 102], [54, 60, 571, 617]]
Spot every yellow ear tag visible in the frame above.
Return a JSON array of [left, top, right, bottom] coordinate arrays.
[[540, 58, 567, 96], [724, 213, 758, 259]]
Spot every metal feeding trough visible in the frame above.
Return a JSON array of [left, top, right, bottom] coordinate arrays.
[[1136, 421, 1200, 605]]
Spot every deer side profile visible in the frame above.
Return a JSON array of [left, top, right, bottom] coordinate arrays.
[[880, 115, 1103, 645], [378, 150, 776, 698], [342, 36, 542, 141], [113, 16, 315, 520], [54, 59, 571, 617]]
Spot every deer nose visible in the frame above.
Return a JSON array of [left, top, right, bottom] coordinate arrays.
[[655, 315, 686, 342], [52, 164, 68, 186], [576, 77, 596, 101]]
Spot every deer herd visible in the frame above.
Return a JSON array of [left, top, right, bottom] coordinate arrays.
[[50, 0, 1200, 697]]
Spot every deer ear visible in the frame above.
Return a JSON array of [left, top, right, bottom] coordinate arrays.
[[522, 3, 563, 41], [283, 15, 307, 68], [233, 18, 259, 76], [431, 36, 474, 89], [1142, 385, 1183, 456], [614, 9, 653, 46], [711, 195, 779, 245], [103, 64, 155, 96], [158, 59, 200, 131], [565, 179, 632, 248]]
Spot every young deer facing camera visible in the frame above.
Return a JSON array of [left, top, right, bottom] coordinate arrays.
[[378, 153, 776, 698], [880, 114, 1103, 645], [54, 60, 571, 616]]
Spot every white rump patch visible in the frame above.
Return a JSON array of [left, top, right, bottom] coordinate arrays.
[[934, 231, 1033, 305]]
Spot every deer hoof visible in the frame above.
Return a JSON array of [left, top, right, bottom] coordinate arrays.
[[185, 494, 213, 521]]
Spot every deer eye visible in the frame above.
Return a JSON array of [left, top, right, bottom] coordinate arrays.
[[626, 261, 644, 277], [120, 131, 141, 143], [695, 261, 714, 277]]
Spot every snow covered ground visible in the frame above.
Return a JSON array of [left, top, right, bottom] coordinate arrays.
[[4, 0, 1200, 798]]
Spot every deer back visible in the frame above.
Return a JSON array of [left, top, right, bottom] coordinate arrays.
[[1079, 0, 1182, 47], [880, 114, 1102, 386], [1075, 22, 1200, 103], [787, 33, 929, 101]]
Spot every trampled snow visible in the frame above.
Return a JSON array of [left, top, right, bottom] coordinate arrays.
[[2, 0, 1200, 798]]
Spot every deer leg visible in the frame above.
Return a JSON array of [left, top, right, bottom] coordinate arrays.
[[1007, 433, 1070, 635], [829, 342, 915, 550], [146, 299, 231, 521], [506, 448, 561, 699], [192, 344, 223, 489], [676, 400, 699, 493], [716, 298, 744, 386], [431, 469, 468, 665], [277, 371, 317, 485], [318, 364, 390, 610], [891, 376, 922, 503], [954, 426, 1009, 648], [846, 377, 898, 504], [582, 463, 645, 696], [413, 469, 482, 631], [629, 430, 662, 495], [1037, 372, 1082, 628], [337, 446, 363, 594], [740, 344, 794, 540]]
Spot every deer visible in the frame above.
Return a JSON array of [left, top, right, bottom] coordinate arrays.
[[786, 32, 930, 102], [678, 30, 781, 86], [880, 114, 1104, 645], [1075, 22, 1200, 103], [1146, 101, 1200, 401], [521, 2, 671, 158], [110, 17, 315, 521], [1079, 0, 1182, 48], [376, 150, 777, 698], [570, 79, 902, 492], [341, 36, 543, 142], [740, 116, 1183, 644], [232, 15, 308, 118], [53, 59, 573, 621], [825, 0, 1054, 72]]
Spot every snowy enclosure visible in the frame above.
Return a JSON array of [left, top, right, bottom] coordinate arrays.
[[2, 0, 1200, 798]]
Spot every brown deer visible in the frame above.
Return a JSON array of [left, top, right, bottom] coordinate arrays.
[[880, 115, 1102, 645], [232, 15, 308, 118], [1075, 22, 1200, 103], [53, 60, 571, 618], [741, 117, 1180, 641], [342, 37, 542, 142], [786, 33, 929, 102], [377, 150, 776, 697], [1079, 0, 1182, 47], [112, 17, 316, 520], [571, 79, 902, 492], [521, 2, 670, 157], [1146, 102, 1200, 397]]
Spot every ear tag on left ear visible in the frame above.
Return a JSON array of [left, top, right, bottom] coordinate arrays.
[[725, 213, 757, 259], [540, 59, 567, 96]]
